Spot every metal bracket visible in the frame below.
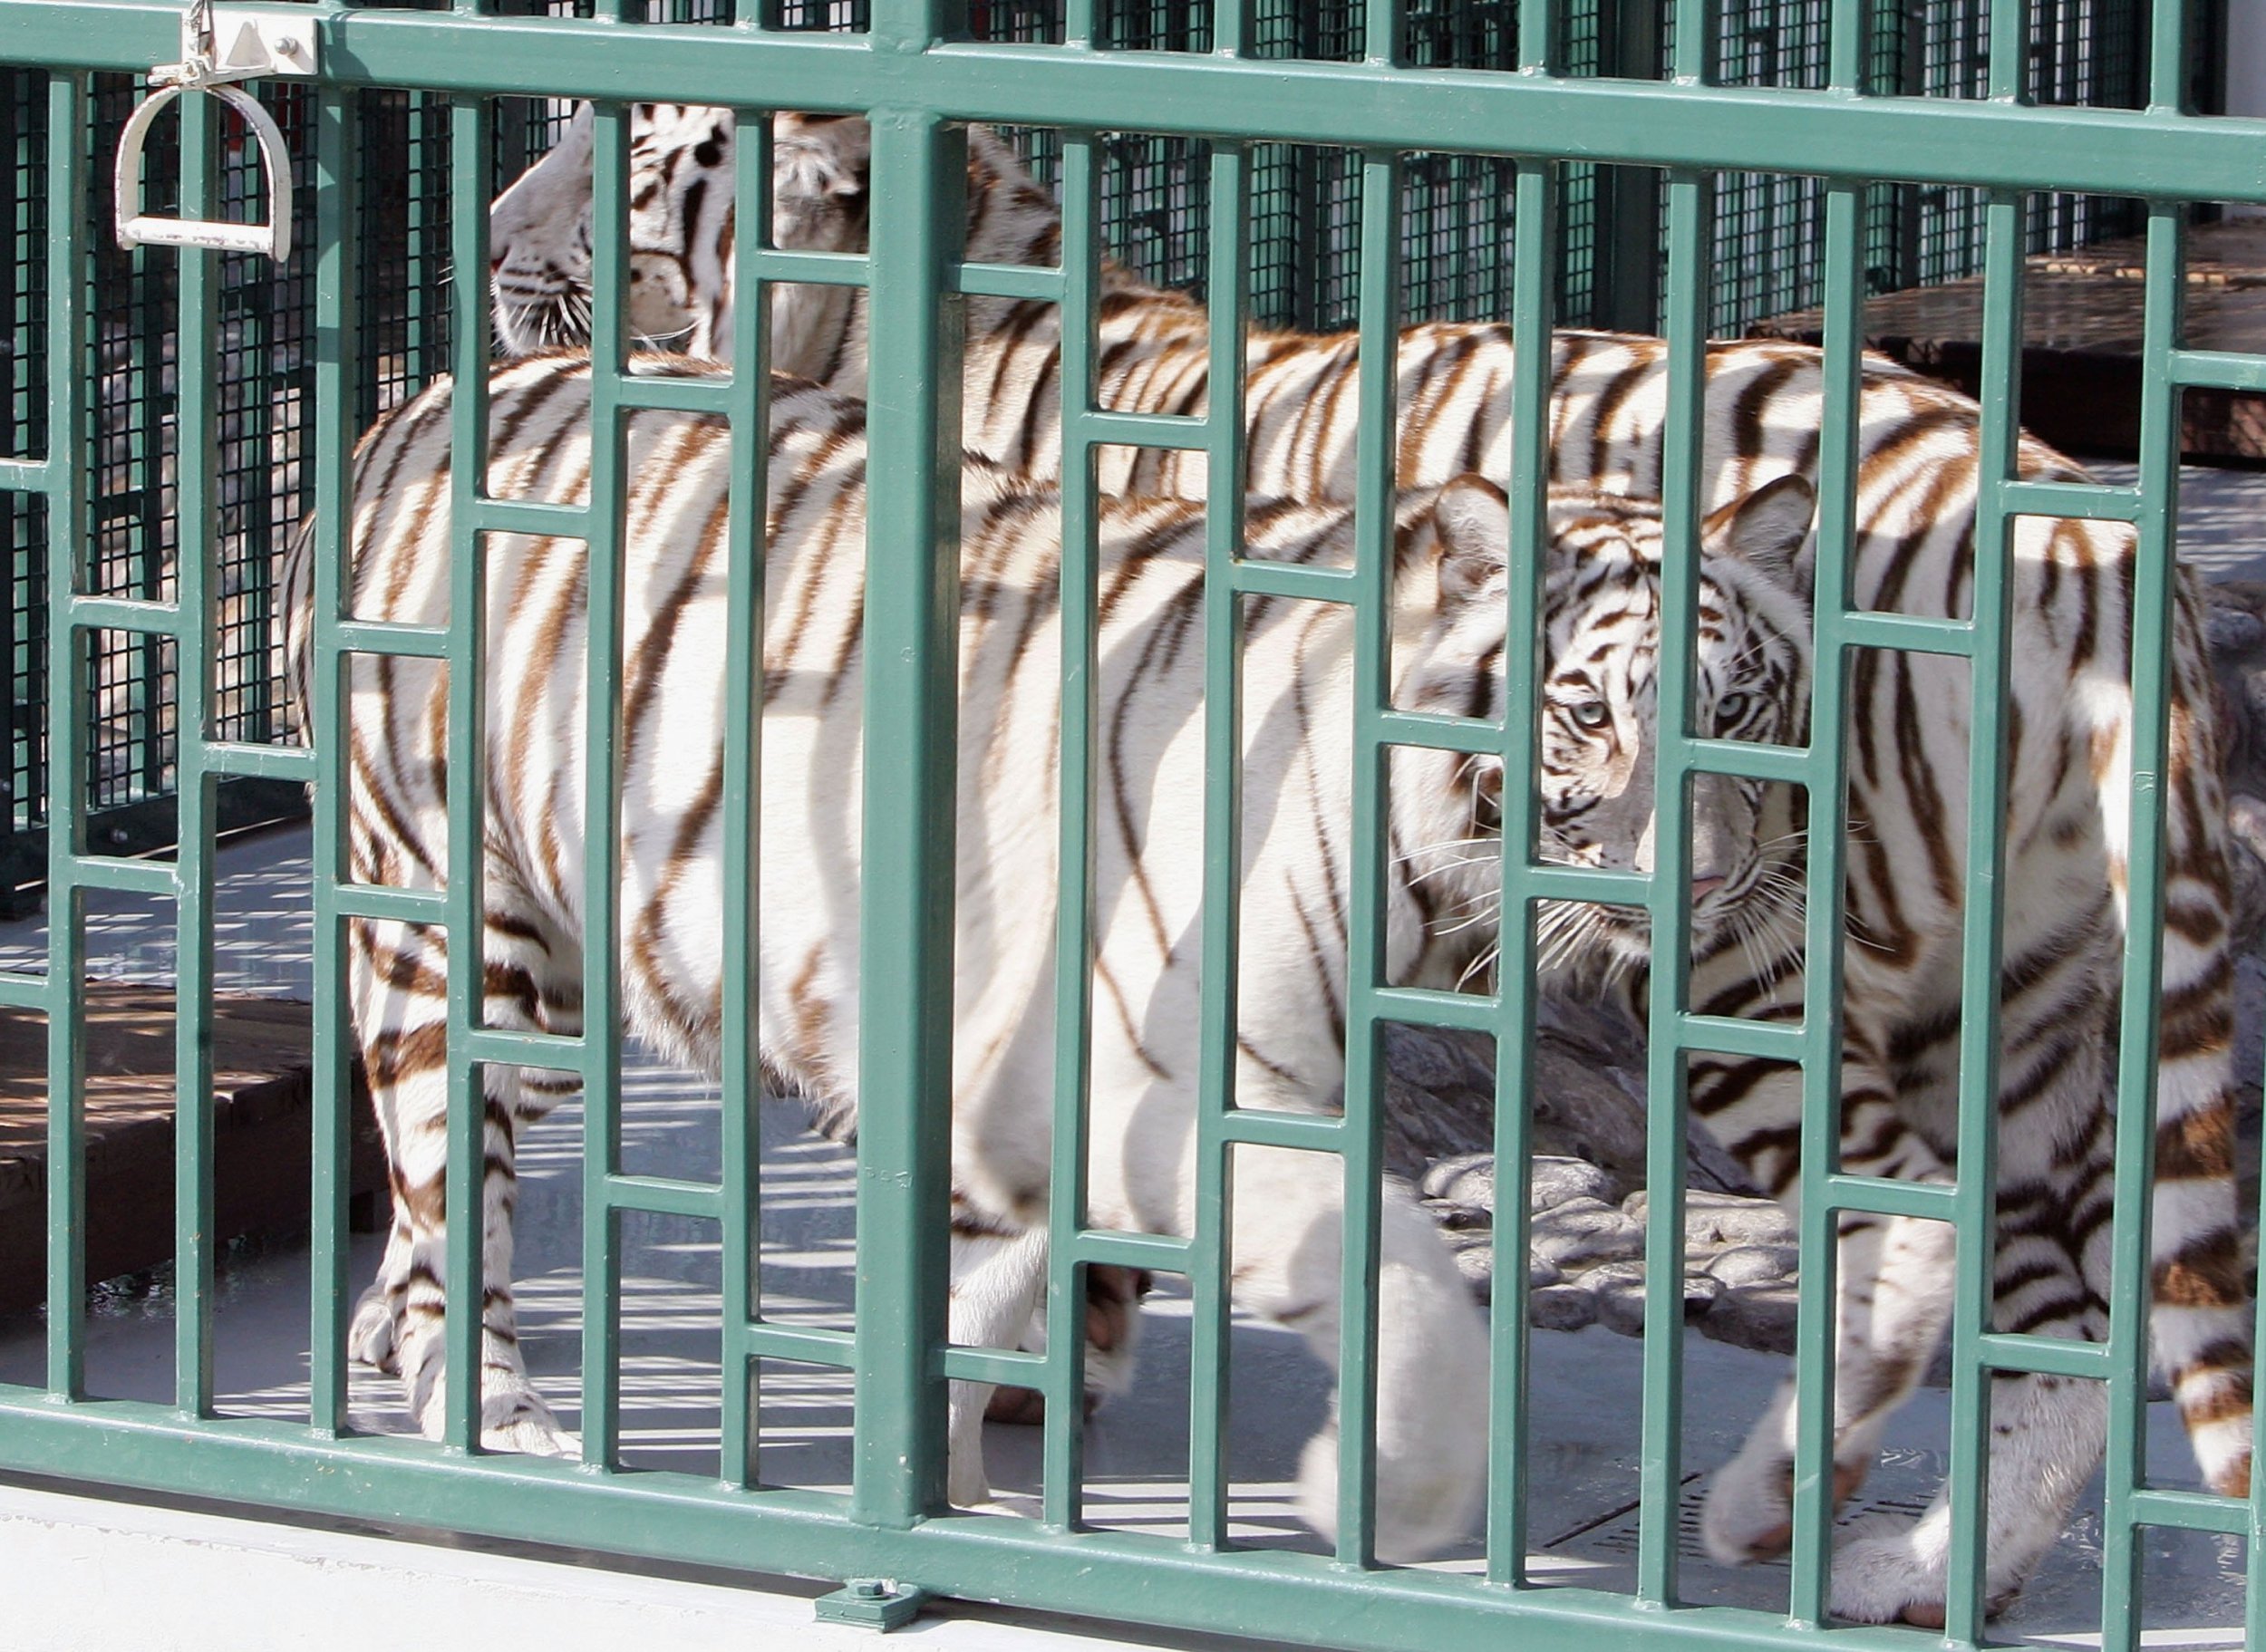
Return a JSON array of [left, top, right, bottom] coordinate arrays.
[[113, 1, 316, 264], [813, 1579, 933, 1632]]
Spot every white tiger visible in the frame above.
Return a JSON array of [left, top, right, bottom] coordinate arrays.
[[283, 351, 1545, 1558]]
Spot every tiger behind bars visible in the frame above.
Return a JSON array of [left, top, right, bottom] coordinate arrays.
[[281, 350, 1527, 1559]]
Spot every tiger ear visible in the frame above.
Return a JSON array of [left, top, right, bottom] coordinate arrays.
[[1432, 474, 1509, 605], [1701, 473, 1815, 597]]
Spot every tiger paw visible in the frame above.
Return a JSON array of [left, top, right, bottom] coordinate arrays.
[[348, 1280, 402, 1375]]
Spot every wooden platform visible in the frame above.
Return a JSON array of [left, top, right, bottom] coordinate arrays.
[[0, 986, 385, 1313], [1749, 217, 2266, 464]]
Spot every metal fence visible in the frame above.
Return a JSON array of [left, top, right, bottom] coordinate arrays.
[[0, 2, 2260, 1650], [0, 0, 2187, 912]]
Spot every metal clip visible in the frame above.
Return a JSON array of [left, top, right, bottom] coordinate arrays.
[[113, 1, 317, 264]]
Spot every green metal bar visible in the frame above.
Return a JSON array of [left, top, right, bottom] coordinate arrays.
[[2126, 1487, 2251, 1537], [1225, 561, 1358, 603], [938, 1347, 1048, 1387], [1074, 409, 1206, 449], [946, 263, 1062, 301], [460, 499, 588, 538], [1634, 168, 1711, 1609], [1973, 1332, 2113, 1381], [1041, 128, 1100, 1535], [1835, 611, 1972, 656], [334, 619, 452, 658], [1682, 738, 1810, 787], [2097, 195, 2185, 1652], [441, 94, 494, 1455], [204, 741, 317, 782], [1818, 1175, 1960, 1222], [0, 1392, 1959, 1652], [577, 97, 634, 1475], [848, 94, 960, 1531], [1220, 1111, 1344, 1153], [17, 10, 2266, 202], [40, 69, 91, 1402], [603, 1174, 725, 1220], [0, 971, 44, 1010], [1825, 0, 1864, 92], [743, 1321, 855, 1367], [1941, 189, 2026, 1645], [64, 594, 182, 632], [1786, 177, 1862, 1627], [1995, 479, 2144, 522], [1485, 152, 1559, 1587], [609, 377, 732, 415], [1185, 135, 1250, 1556], [171, 84, 219, 1420], [2167, 348, 2266, 391], [1373, 710, 1500, 756], [307, 79, 360, 1438], [717, 102, 774, 1494], [741, 247, 868, 287], [0, 456, 48, 489], [1671, 1014, 1804, 1063], [331, 884, 450, 926], [1072, 1230, 1196, 1272], [61, 857, 181, 897], [1341, 157, 1405, 1566]]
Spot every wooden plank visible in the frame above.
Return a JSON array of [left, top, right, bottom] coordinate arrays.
[[0, 985, 385, 1312]]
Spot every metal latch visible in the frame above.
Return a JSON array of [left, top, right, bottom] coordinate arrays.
[[114, 1, 318, 264]]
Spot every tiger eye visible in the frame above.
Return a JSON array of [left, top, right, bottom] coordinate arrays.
[[1572, 700, 1611, 730]]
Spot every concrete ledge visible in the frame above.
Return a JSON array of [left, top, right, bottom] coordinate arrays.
[[0, 1480, 1227, 1652]]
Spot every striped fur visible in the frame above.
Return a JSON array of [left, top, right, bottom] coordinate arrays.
[[1458, 469, 2251, 1623], [282, 350, 1516, 1557]]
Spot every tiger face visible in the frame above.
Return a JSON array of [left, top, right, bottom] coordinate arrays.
[[1419, 475, 1816, 975], [488, 104, 867, 366]]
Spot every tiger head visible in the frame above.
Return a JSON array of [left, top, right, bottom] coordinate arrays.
[[1397, 474, 1817, 981], [489, 106, 1051, 380]]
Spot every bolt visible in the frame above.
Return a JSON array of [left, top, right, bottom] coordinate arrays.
[[850, 1580, 885, 1599]]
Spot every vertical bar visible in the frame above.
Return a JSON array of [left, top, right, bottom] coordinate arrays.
[[1332, 145, 1401, 1567], [1062, 0, 1095, 49], [441, 95, 493, 1454], [2096, 196, 2183, 1652], [1785, 178, 1863, 1628], [41, 71, 90, 1402], [1363, 0, 1401, 64], [306, 82, 361, 1437], [578, 99, 634, 1474], [1516, 0, 1555, 71], [1986, 0, 2028, 101], [848, 98, 962, 1531], [1634, 166, 1711, 1609], [172, 87, 219, 1420], [1942, 188, 2026, 1645], [1826, 0, 1865, 92], [1185, 139, 1251, 1555], [1041, 130, 1100, 1534], [1483, 155, 1556, 1586], [718, 106, 774, 1492]]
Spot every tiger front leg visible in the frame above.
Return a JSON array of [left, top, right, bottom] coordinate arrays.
[[351, 918, 576, 1458], [1696, 1057, 1960, 1578]]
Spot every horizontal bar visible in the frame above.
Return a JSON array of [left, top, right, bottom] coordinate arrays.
[[462, 499, 589, 541], [1681, 737, 1811, 787], [1068, 410, 1209, 451], [0, 971, 47, 1010], [2123, 1487, 2250, 1536], [0, 1393, 1958, 1652], [742, 1321, 857, 1367], [1517, 864, 1650, 905], [1833, 612, 1974, 658], [1072, 1229, 1196, 1273], [1818, 1174, 1960, 1222], [63, 855, 176, 896], [1972, 1332, 2111, 1380], [936, 1347, 1048, 1387], [613, 375, 734, 415], [328, 883, 450, 925], [67, 594, 180, 635], [334, 621, 452, 660], [1220, 1109, 1344, 1153], [744, 247, 867, 289], [0, 456, 48, 492], [461, 1026, 584, 1068], [205, 741, 318, 783], [21, 5, 2266, 199], [1995, 479, 2144, 523], [1364, 984, 1504, 1035], [1372, 709, 1503, 757], [948, 261, 1063, 301], [2167, 348, 2266, 391], [1672, 1012, 1805, 1061], [604, 1174, 724, 1219], [1229, 560, 1360, 604]]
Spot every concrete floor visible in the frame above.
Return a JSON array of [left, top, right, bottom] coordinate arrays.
[[5, 461, 2263, 1643]]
